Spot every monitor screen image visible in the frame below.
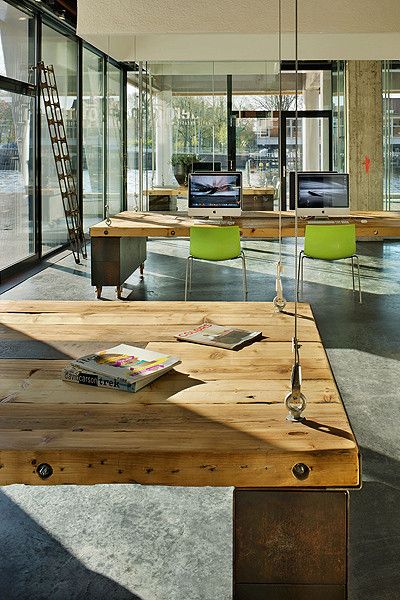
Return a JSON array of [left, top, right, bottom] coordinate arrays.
[[288, 172, 349, 216], [188, 172, 242, 217]]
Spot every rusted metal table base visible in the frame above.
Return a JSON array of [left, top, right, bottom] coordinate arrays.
[[234, 489, 348, 600], [91, 236, 147, 298]]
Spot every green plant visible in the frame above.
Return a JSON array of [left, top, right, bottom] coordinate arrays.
[[171, 153, 197, 167]]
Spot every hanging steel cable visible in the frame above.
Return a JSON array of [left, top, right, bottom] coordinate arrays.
[[273, 0, 287, 312], [284, 0, 307, 422]]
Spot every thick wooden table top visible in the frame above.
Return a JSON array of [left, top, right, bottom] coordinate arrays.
[[0, 301, 359, 488], [90, 210, 400, 238], [144, 186, 275, 197]]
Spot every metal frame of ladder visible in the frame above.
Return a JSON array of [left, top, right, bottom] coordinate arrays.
[[38, 61, 87, 264]]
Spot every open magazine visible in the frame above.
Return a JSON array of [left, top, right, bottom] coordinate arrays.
[[175, 323, 262, 350]]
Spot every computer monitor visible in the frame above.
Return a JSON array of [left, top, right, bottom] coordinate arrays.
[[288, 171, 336, 210], [188, 172, 242, 217], [193, 161, 222, 172], [289, 171, 349, 217]]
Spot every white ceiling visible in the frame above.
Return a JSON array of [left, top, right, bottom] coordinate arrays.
[[78, 0, 400, 35], [77, 0, 400, 61]]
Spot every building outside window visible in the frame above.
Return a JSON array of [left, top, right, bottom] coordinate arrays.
[[41, 23, 78, 253], [82, 47, 104, 229], [0, 89, 34, 270], [106, 62, 123, 217], [0, 1, 35, 272], [383, 60, 400, 211], [0, 0, 127, 280]]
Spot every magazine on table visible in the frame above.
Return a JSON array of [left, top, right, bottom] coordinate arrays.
[[62, 344, 180, 393], [175, 323, 262, 350]]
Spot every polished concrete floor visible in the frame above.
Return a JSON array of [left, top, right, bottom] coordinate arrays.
[[0, 237, 399, 600]]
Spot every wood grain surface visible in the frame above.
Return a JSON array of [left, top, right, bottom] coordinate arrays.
[[0, 301, 359, 487], [89, 210, 400, 238], [144, 187, 275, 197]]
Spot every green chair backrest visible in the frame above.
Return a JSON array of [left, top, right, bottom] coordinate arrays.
[[304, 224, 356, 260], [189, 226, 241, 261]]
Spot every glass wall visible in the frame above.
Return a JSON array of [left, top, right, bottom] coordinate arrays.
[[0, 1, 32, 82], [0, 0, 126, 279], [231, 62, 281, 187], [82, 47, 104, 228], [140, 62, 228, 211], [41, 24, 78, 253], [383, 61, 400, 211], [106, 62, 123, 216], [0, 1, 35, 272], [0, 89, 35, 270], [127, 73, 140, 210], [141, 61, 334, 212]]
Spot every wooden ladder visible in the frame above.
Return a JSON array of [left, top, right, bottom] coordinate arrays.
[[38, 61, 87, 264]]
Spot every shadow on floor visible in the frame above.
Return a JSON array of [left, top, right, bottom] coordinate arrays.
[[0, 490, 142, 600], [350, 447, 400, 600]]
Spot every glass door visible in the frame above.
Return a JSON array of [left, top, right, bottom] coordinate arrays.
[[231, 110, 280, 189], [280, 111, 332, 209]]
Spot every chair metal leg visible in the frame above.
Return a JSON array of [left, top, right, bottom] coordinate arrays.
[[240, 251, 248, 301], [355, 254, 362, 303], [184, 256, 192, 301], [351, 256, 355, 291], [189, 256, 193, 295]]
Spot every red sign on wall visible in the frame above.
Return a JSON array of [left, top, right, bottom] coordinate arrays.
[[363, 155, 371, 175]]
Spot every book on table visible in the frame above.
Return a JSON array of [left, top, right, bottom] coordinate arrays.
[[62, 343, 181, 393], [175, 323, 262, 350]]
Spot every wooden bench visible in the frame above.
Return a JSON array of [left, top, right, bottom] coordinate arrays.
[[0, 300, 359, 599]]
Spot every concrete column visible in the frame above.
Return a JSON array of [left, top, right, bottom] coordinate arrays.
[[346, 61, 383, 211], [155, 90, 177, 187], [320, 70, 331, 171], [302, 72, 320, 171]]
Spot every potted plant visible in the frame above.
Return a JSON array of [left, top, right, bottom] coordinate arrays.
[[171, 153, 197, 186]]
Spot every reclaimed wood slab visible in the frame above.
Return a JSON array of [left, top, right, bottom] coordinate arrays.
[[0, 301, 359, 488], [144, 187, 275, 197], [90, 210, 400, 239]]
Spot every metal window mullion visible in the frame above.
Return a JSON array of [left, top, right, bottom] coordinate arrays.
[[227, 74, 235, 171], [77, 38, 84, 226], [138, 62, 143, 211], [122, 67, 128, 212], [103, 58, 108, 219], [144, 61, 149, 211], [36, 14, 43, 258]]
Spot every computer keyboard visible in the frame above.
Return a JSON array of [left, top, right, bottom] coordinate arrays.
[[192, 219, 236, 225], [311, 219, 349, 224]]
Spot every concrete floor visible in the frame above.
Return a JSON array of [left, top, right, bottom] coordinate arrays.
[[0, 237, 399, 600]]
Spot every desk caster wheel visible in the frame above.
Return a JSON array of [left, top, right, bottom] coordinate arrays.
[[95, 286, 102, 299], [116, 285, 123, 299]]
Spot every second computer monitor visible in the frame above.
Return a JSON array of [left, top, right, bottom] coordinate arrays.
[[289, 171, 349, 217], [188, 172, 242, 218]]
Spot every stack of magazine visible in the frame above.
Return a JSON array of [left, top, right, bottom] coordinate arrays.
[[62, 344, 181, 393]]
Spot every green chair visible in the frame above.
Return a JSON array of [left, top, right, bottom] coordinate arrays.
[[185, 226, 248, 301], [297, 224, 362, 303]]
